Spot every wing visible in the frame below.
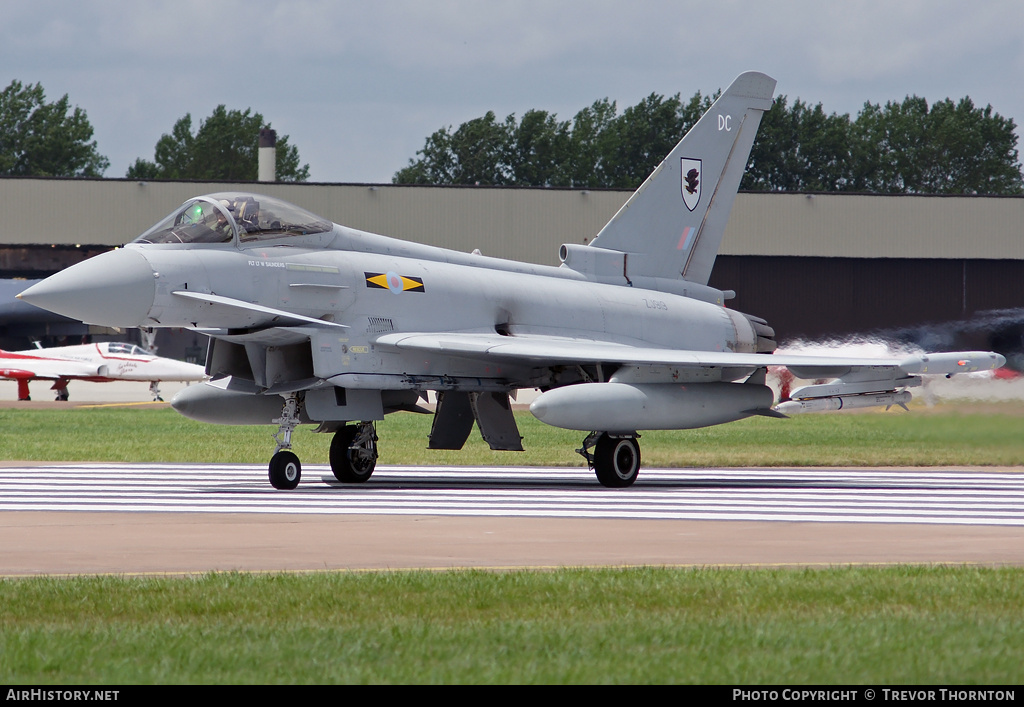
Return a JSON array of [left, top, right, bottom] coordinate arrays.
[[375, 332, 1005, 411], [375, 331, 1001, 373]]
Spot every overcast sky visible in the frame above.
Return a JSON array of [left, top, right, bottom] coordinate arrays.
[[3, 0, 1022, 184]]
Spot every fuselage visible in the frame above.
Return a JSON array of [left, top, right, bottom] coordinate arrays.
[[147, 242, 754, 343], [32, 235, 760, 393]]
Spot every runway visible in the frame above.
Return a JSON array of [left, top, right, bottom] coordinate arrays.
[[1, 463, 1023, 575], [3, 463, 1024, 524]]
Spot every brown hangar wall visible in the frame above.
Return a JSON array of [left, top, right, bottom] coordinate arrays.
[[709, 256, 1024, 347]]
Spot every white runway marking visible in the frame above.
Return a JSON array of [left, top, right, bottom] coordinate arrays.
[[2, 464, 1023, 526]]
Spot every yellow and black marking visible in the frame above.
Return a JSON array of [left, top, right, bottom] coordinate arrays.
[[365, 272, 425, 293]]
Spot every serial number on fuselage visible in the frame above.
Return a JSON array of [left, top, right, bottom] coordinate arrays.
[[642, 298, 669, 311]]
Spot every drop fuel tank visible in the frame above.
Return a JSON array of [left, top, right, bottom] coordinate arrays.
[[529, 381, 774, 432]]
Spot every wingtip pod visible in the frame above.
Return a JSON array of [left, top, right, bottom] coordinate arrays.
[[899, 351, 1006, 376]]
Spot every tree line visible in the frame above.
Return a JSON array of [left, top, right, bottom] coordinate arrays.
[[0, 80, 308, 182], [394, 92, 1024, 195], [2, 78, 1022, 194]]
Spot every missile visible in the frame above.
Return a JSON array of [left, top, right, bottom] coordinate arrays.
[[529, 381, 775, 432], [773, 390, 912, 415]]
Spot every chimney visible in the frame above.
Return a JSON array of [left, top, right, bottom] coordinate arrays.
[[258, 128, 276, 182]]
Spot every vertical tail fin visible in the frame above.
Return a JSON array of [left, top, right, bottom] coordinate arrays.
[[588, 71, 776, 285]]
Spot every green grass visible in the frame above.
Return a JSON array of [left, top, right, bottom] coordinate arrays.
[[2, 403, 1024, 467], [1, 566, 1021, 684]]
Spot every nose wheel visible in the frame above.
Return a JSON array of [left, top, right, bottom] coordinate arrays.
[[269, 450, 301, 490]]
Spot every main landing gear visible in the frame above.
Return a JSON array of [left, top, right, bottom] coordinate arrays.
[[267, 394, 379, 490], [578, 431, 641, 488], [330, 422, 378, 483]]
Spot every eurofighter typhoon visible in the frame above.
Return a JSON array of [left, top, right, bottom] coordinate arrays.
[[19, 72, 1004, 489]]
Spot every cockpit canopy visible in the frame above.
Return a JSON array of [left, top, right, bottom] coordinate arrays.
[[132, 192, 333, 245], [101, 343, 148, 357]]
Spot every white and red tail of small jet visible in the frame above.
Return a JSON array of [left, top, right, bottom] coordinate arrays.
[[0, 342, 207, 401]]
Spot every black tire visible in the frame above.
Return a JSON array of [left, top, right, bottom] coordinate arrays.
[[593, 434, 641, 488], [269, 450, 301, 490], [330, 425, 377, 483]]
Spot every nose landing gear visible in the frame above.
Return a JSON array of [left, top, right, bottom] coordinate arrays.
[[269, 393, 302, 490]]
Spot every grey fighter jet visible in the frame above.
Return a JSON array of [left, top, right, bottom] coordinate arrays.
[[19, 72, 1004, 490]]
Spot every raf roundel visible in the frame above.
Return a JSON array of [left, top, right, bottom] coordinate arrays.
[[364, 272, 425, 294]]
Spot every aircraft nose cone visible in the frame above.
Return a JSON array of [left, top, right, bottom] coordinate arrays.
[[165, 360, 208, 382], [18, 249, 156, 327]]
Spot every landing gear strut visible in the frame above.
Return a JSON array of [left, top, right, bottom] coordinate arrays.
[[268, 393, 302, 490], [142, 330, 163, 402], [51, 379, 70, 401], [578, 431, 641, 488], [330, 422, 378, 483]]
